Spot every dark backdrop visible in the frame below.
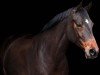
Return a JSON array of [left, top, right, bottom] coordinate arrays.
[[1, 0, 100, 75]]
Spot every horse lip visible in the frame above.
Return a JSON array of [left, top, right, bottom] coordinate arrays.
[[85, 55, 98, 59]]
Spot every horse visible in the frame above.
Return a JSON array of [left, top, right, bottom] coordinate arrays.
[[2, 2, 99, 75]]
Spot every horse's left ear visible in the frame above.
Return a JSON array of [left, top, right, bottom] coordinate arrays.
[[84, 2, 92, 12]]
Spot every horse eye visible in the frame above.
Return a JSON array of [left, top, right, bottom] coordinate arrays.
[[77, 24, 82, 27]]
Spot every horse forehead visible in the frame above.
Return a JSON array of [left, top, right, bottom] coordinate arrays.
[[77, 8, 89, 19], [78, 10, 92, 24], [76, 12, 92, 28]]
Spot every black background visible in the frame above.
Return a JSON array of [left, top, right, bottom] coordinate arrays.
[[1, 0, 100, 75]]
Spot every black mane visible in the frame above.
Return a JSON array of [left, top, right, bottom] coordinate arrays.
[[41, 10, 69, 32]]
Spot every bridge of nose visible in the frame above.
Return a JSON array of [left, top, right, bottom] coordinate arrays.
[[90, 36, 99, 51], [83, 37, 99, 50]]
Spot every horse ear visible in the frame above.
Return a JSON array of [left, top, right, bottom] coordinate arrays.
[[76, 1, 83, 11], [84, 2, 92, 12]]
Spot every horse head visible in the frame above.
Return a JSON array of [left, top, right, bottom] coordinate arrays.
[[67, 2, 99, 59]]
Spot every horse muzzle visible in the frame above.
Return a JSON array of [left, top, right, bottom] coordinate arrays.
[[82, 36, 99, 59], [85, 49, 99, 59]]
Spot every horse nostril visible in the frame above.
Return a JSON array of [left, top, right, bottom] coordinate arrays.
[[89, 49, 97, 57]]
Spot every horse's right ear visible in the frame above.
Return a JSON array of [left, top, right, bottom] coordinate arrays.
[[76, 1, 83, 11], [72, 1, 83, 14]]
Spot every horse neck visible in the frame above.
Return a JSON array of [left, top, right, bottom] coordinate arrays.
[[42, 19, 69, 58], [53, 20, 69, 52], [36, 20, 69, 74]]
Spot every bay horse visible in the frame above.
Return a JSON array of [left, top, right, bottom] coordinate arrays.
[[3, 2, 99, 75]]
